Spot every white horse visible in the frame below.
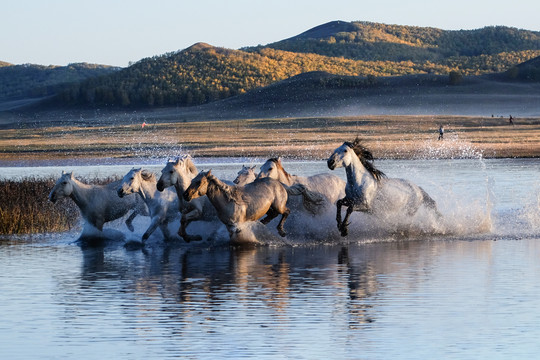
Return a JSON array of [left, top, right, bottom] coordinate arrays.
[[327, 138, 442, 236], [118, 168, 179, 243], [257, 157, 345, 213], [156, 155, 220, 242], [233, 165, 257, 186], [48, 171, 147, 236]]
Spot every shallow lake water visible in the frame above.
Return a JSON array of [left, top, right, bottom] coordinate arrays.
[[1, 157, 540, 359]]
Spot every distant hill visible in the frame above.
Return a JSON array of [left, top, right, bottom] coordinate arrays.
[[0, 63, 120, 101], [250, 20, 540, 62], [505, 55, 540, 81], [7, 20, 540, 111], [51, 43, 540, 109]]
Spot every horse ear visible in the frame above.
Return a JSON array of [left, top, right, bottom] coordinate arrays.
[[353, 137, 361, 146], [174, 157, 180, 164], [68, 172, 74, 179], [277, 157, 282, 164], [250, 165, 256, 170]]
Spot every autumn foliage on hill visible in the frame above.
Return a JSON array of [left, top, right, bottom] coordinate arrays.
[[50, 21, 540, 108]]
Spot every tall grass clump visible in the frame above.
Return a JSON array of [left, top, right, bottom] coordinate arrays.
[[0, 177, 79, 235]]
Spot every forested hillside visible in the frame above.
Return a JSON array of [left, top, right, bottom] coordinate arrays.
[[0, 63, 120, 100], [55, 43, 540, 108], [251, 21, 540, 61], [8, 20, 540, 109]]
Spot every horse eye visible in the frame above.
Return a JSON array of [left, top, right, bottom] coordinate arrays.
[[169, 170, 174, 174], [62, 181, 67, 185]]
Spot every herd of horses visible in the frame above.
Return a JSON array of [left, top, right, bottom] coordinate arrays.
[[48, 139, 443, 245]]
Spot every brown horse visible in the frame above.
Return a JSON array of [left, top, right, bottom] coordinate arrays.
[[184, 170, 301, 240]]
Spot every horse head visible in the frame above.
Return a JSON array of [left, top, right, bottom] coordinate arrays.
[[327, 143, 356, 170], [234, 165, 257, 185], [157, 155, 198, 192], [118, 168, 144, 198], [48, 171, 75, 203], [183, 170, 211, 202], [328, 139, 385, 181], [257, 157, 289, 182]]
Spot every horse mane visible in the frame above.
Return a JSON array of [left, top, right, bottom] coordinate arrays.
[[184, 157, 198, 175], [344, 138, 386, 181], [207, 172, 243, 204], [268, 157, 293, 182], [140, 169, 157, 182]]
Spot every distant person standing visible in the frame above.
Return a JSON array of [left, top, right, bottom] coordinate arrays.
[[438, 125, 444, 140], [509, 115, 514, 125]]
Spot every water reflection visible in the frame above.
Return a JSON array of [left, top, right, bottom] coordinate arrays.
[[3, 233, 540, 358]]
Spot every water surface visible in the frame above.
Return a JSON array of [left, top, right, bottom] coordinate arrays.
[[1, 158, 539, 359]]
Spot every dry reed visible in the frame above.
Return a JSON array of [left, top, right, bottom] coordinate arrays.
[[0, 176, 119, 235]]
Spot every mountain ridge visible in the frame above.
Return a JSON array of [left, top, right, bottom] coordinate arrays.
[[2, 20, 540, 112]]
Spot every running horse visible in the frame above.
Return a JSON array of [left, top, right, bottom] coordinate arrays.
[[233, 165, 257, 186], [327, 138, 442, 236], [118, 168, 179, 242], [48, 171, 147, 236], [184, 170, 322, 240], [156, 155, 221, 242], [257, 157, 345, 213]]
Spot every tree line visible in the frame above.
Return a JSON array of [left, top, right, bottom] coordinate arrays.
[[53, 44, 540, 108]]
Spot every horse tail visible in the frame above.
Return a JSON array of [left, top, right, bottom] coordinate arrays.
[[284, 184, 326, 215], [420, 187, 443, 219]]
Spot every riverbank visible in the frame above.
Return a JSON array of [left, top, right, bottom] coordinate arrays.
[[0, 115, 538, 163]]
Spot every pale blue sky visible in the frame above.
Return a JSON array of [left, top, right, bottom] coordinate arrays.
[[3, 0, 540, 67]]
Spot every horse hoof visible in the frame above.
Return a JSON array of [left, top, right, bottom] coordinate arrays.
[[126, 223, 134, 232], [278, 230, 287, 237]]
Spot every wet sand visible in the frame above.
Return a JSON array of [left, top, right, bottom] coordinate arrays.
[[0, 115, 538, 163]]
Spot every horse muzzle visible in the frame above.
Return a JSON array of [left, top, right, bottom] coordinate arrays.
[[183, 189, 195, 201], [156, 180, 165, 192], [327, 158, 336, 170], [117, 188, 126, 198]]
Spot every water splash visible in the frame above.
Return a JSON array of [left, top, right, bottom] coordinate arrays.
[[413, 133, 484, 160]]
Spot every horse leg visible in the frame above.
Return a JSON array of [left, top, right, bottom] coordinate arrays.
[[125, 210, 138, 232], [179, 210, 203, 243], [142, 217, 160, 242], [339, 205, 354, 237], [336, 198, 346, 230], [261, 207, 279, 225], [276, 208, 290, 237], [159, 222, 173, 242]]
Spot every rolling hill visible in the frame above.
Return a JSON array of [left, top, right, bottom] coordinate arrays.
[[251, 20, 540, 62], [3, 20, 540, 112], [0, 63, 120, 110]]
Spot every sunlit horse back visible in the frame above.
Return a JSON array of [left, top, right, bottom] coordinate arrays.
[[257, 157, 345, 213]]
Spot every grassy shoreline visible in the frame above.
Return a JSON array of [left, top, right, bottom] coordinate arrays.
[[0, 115, 539, 162]]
